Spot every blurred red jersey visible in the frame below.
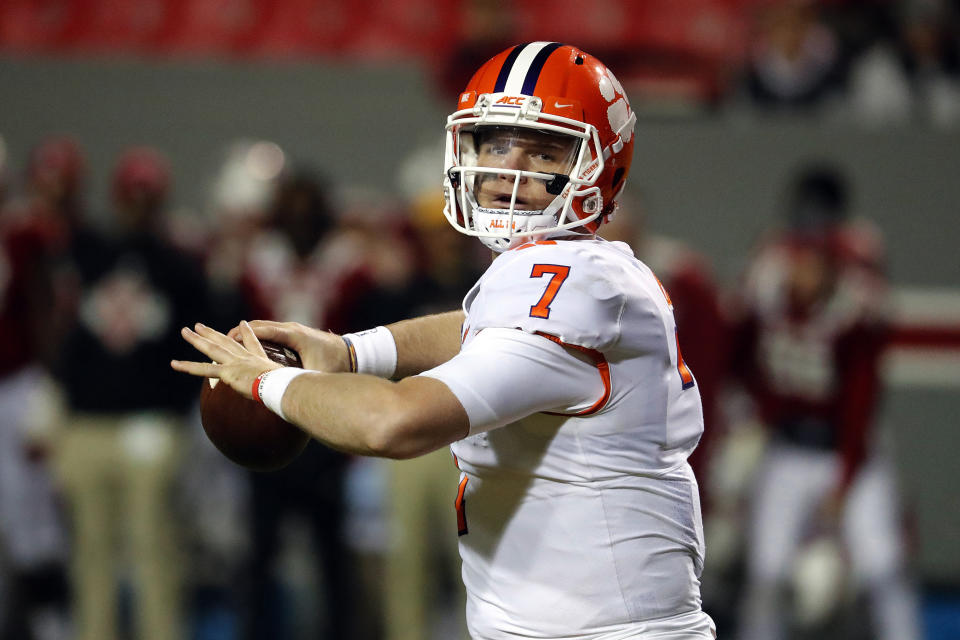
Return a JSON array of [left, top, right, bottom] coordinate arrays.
[[241, 228, 373, 334], [732, 230, 889, 490], [0, 206, 67, 378]]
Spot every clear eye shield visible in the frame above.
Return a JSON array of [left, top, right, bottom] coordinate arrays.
[[443, 96, 606, 251], [450, 126, 580, 213]]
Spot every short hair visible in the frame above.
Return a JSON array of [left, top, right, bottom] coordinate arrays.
[[786, 163, 849, 232]]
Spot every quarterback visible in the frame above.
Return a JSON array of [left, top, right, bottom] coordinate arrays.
[[173, 42, 716, 639]]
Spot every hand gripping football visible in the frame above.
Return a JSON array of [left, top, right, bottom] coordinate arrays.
[[200, 341, 310, 471]]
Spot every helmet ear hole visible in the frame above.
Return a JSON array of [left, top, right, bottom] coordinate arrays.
[[582, 195, 601, 214]]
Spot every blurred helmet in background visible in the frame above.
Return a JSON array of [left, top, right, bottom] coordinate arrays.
[[208, 140, 287, 224], [112, 146, 171, 208], [28, 136, 87, 204]]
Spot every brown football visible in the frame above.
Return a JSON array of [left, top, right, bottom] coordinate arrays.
[[200, 340, 310, 472]]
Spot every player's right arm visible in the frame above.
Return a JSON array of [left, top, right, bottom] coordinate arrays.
[[239, 310, 465, 378]]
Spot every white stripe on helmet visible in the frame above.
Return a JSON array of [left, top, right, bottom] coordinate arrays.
[[503, 41, 554, 94]]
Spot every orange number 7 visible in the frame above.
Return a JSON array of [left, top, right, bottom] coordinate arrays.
[[529, 264, 570, 319]]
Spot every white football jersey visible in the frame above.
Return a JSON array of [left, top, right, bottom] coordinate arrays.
[[421, 238, 712, 639]]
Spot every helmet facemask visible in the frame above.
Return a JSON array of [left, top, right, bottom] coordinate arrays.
[[444, 94, 604, 252]]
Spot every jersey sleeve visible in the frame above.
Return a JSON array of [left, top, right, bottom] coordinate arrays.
[[419, 328, 609, 435], [464, 242, 624, 350]]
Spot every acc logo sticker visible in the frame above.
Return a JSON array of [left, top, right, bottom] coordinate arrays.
[[495, 96, 524, 106]]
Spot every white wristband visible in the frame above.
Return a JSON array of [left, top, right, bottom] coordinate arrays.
[[253, 367, 309, 421], [342, 326, 398, 378]]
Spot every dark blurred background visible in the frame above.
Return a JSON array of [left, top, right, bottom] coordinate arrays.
[[0, 1, 958, 639]]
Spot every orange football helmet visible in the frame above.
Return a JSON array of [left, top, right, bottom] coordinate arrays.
[[444, 42, 636, 251]]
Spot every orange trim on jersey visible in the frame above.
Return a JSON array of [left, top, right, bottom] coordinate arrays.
[[534, 331, 611, 416], [653, 274, 674, 308], [513, 240, 557, 251], [653, 275, 696, 391], [455, 473, 469, 536], [674, 327, 696, 390]]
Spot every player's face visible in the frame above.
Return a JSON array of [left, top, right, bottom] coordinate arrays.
[[471, 127, 579, 211], [787, 244, 836, 307]]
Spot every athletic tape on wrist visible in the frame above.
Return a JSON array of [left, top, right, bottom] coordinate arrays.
[[253, 367, 309, 421], [341, 326, 397, 378]]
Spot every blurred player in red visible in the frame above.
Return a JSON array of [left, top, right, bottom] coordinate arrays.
[[732, 164, 920, 640], [237, 168, 362, 640], [0, 137, 76, 640]]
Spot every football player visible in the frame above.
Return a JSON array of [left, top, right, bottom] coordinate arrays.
[[732, 165, 921, 640], [174, 43, 716, 640]]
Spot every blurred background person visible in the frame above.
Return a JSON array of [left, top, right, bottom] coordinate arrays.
[[738, 0, 847, 114], [843, 0, 960, 127], [0, 137, 75, 640], [51, 146, 207, 640], [892, 0, 960, 125], [174, 140, 286, 640], [432, 0, 519, 101], [236, 166, 359, 640], [201, 140, 291, 332], [731, 163, 921, 640]]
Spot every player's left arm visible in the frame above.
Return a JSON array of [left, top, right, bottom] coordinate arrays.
[[172, 321, 469, 459]]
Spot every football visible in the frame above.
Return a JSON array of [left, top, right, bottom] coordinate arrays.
[[200, 340, 310, 471]]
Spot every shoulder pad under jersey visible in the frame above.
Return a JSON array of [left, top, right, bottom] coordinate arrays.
[[463, 240, 625, 350]]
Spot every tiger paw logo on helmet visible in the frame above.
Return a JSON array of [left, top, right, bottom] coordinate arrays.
[[443, 42, 636, 252]]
